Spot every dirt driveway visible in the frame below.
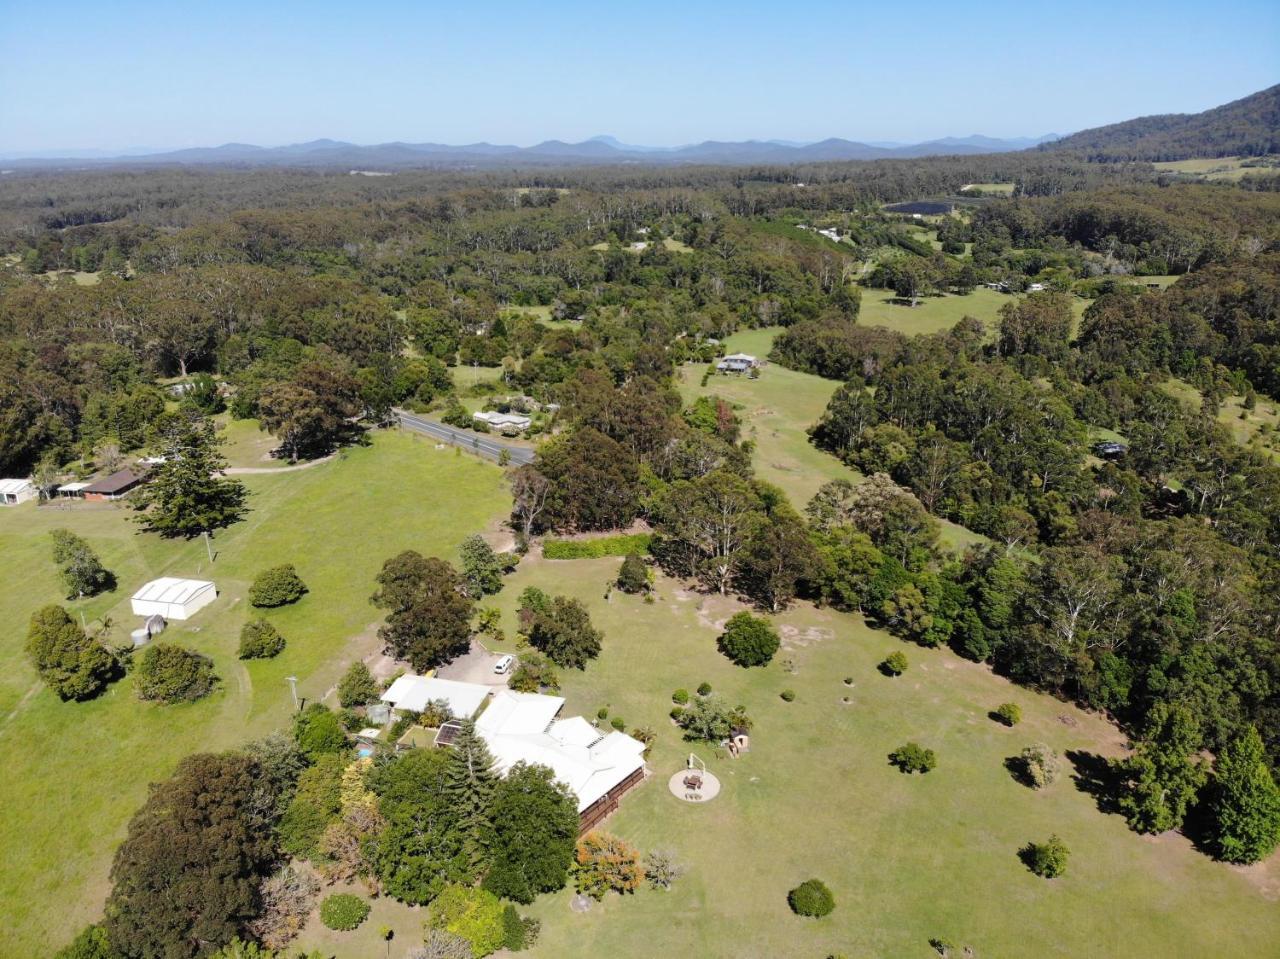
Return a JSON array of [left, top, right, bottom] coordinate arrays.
[[436, 641, 514, 687]]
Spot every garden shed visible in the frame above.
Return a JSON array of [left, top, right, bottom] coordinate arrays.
[[0, 478, 36, 505], [130, 577, 217, 620]]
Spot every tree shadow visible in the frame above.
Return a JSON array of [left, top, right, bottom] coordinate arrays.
[[1065, 749, 1124, 815], [1003, 755, 1034, 788]]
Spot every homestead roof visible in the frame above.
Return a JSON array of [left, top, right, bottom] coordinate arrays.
[[82, 469, 144, 494], [0, 478, 34, 495], [131, 577, 215, 606]]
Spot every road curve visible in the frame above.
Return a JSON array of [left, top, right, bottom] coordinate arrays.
[[394, 408, 536, 465]]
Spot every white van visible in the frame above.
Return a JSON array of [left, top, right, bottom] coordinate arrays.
[[493, 654, 515, 675]]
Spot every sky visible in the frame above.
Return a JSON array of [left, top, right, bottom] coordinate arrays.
[[1, 0, 1277, 154]]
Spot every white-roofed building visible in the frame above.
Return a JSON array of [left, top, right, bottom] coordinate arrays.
[[716, 352, 759, 373], [381, 675, 492, 720], [130, 577, 217, 620], [475, 689, 647, 827], [57, 481, 90, 498], [0, 478, 36, 505], [472, 410, 532, 434]]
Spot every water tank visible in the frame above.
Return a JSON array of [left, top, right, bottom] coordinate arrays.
[[131, 628, 151, 648]]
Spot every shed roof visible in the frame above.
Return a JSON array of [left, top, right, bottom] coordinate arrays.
[[0, 478, 34, 495], [131, 577, 215, 605], [476, 689, 565, 737], [57, 482, 90, 493]]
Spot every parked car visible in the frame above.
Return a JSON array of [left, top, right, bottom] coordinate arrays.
[[494, 654, 515, 675]]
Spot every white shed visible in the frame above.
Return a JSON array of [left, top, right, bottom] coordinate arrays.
[[381, 675, 492, 720], [130, 577, 217, 620], [0, 479, 36, 505]]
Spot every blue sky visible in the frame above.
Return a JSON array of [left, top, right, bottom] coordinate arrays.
[[1, 0, 1276, 152]]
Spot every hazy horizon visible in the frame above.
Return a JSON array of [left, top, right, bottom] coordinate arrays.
[[1, 0, 1277, 154]]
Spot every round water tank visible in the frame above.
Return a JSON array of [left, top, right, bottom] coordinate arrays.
[[131, 628, 151, 647]]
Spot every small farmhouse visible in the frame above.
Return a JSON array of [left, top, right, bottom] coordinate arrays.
[[82, 469, 146, 501], [716, 353, 759, 374], [130, 578, 217, 620], [473, 410, 532, 434], [0, 478, 36, 506]]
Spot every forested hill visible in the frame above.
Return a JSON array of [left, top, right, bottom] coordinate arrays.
[[1042, 84, 1280, 162]]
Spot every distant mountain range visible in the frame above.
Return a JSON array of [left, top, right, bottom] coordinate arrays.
[[1040, 84, 1280, 161], [0, 132, 1062, 169]]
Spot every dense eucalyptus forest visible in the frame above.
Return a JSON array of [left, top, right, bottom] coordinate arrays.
[[4, 142, 1280, 876]]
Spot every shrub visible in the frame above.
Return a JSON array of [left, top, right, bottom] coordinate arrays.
[[50, 529, 116, 599], [247, 865, 320, 949], [616, 552, 650, 594], [542, 533, 652, 560], [787, 878, 835, 917], [134, 643, 216, 703], [780, 689, 796, 702], [238, 619, 286, 659], [499, 905, 539, 952], [249, 564, 308, 608], [319, 893, 369, 931], [1019, 743, 1062, 788], [995, 702, 1022, 726], [880, 651, 908, 676], [337, 661, 380, 707], [670, 706, 685, 721], [610, 716, 625, 731], [55, 924, 117, 959], [676, 695, 750, 743], [597, 707, 609, 721], [508, 652, 559, 693], [889, 742, 937, 774], [1023, 835, 1070, 878], [644, 849, 685, 890], [697, 681, 712, 696], [427, 884, 505, 957], [672, 688, 690, 704], [718, 612, 781, 667], [573, 831, 643, 899]]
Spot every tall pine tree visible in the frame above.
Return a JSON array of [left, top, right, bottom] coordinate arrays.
[[1209, 726, 1280, 864], [133, 416, 247, 538], [1114, 703, 1208, 834], [443, 719, 498, 875]]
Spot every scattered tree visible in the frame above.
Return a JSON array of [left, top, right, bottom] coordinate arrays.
[[293, 704, 348, 760], [443, 720, 499, 875], [615, 553, 649, 594], [249, 564, 308, 607], [717, 612, 780, 667], [50, 529, 115, 598], [319, 893, 370, 931], [526, 596, 602, 669], [889, 742, 937, 774], [427, 885, 505, 959], [238, 619, 286, 659], [25, 604, 116, 700], [788, 878, 835, 917], [507, 652, 559, 693], [337, 661, 381, 707], [644, 849, 685, 890], [573, 831, 644, 899], [880, 651, 909, 676], [484, 762, 579, 903], [134, 643, 217, 703], [1023, 835, 1070, 878], [459, 534, 504, 597], [994, 702, 1022, 726], [247, 866, 320, 949], [1113, 703, 1208, 834], [372, 552, 474, 670], [1019, 743, 1062, 788]]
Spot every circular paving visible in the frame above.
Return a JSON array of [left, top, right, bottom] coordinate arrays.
[[668, 768, 721, 802]]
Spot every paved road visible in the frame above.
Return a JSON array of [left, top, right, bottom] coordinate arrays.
[[394, 408, 536, 465]]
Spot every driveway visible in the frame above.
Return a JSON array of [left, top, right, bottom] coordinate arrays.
[[394, 409, 536, 465], [436, 641, 514, 687]]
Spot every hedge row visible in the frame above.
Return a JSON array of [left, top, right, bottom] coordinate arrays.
[[542, 534, 652, 560]]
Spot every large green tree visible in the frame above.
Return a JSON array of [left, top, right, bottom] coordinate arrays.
[[104, 753, 274, 958], [1208, 726, 1280, 864], [50, 529, 116, 599], [25, 604, 116, 701], [527, 596, 603, 669], [371, 552, 474, 670], [257, 353, 363, 460], [1114, 703, 1209, 834], [483, 762, 579, 904], [132, 417, 247, 538]]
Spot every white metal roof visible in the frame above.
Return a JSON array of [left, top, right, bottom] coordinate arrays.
[[57, 482, 90, 492], [476, 689, 565, 737], [476, 690, 646, 811], [0, 478, 34, 495], [381, 675, 492, 718], [722, 353, 757, 362], [131, 577, 215, 605]]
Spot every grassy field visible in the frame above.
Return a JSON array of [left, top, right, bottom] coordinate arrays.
[[857, 287, 1089, 339], [680, 328, 985, 554], [216, 416, 291, 468], [0, 432, 510, 956], [1157, 378, 1280, 460], [961, 182, 1017, 195], [295, 556, 1280, 958], [1153, 156, 1279, 182]]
